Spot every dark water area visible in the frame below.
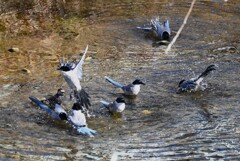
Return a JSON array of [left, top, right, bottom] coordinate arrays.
[[0, 0, 240, 160]]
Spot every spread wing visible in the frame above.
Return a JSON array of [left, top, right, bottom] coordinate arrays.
[[73, 45, 89, 80]]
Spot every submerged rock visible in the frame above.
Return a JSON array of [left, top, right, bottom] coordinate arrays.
[[8, 48, 20, 52], [21, 68, 31, 74]]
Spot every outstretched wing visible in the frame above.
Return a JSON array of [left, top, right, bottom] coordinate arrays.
[[73, 45, 89, 80]]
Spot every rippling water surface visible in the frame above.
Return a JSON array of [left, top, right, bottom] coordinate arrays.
[[0, 0, 240, 160]]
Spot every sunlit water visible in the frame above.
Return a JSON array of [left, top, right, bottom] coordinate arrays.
[[0, 0, 240, 160]]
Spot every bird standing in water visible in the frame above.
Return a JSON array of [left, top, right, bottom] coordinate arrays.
[[105, 76, 145, 96], [177, 65, 216, 93], [68, 102, 97, 137], [100, 97, 126, 113], [137, 17, 171, 41]]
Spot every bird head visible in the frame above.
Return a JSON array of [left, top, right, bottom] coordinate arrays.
[[162, 31, 170, 41], [59, 113, 68, 120], [57, 88, 65, 97], [57, 66, 71, 72], [178, 80, 185, 87], [176, 80, 186, 94], [72, 102, 84, 112], [58, 59, 75, 72], [132, 79, 145, 85], [115, 97, 125, 103]]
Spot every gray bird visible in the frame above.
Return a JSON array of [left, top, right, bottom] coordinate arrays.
[[105, 76, 145, 96], [100, 97, 126, 113], [68, 102, 97, 137], [177, 65, 216, 93], [137, 17, 171, 41], [58, 45, 91, 112]]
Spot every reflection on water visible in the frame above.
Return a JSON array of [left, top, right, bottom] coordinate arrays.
[[0, 0, 240, 160]]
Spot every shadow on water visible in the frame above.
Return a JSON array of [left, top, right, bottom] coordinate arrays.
[[0, 0, 240, 160]]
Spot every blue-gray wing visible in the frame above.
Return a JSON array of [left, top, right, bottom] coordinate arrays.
[[122, 84, 133, 92], [181, 80, 197, 91]]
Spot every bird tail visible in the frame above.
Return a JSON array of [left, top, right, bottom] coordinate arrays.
[[77, 127, 97, 137], [105, 76, 123, 88], [74, 89, 91, 109], [29, 97, 52, 114], [195, 65, 216, 84], [100, 100, 110, 107]]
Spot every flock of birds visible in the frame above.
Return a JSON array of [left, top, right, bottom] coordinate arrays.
[[29, 18, 216, 137]]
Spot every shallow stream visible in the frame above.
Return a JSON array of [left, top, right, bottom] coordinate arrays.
[[0, 0, 240, 160]]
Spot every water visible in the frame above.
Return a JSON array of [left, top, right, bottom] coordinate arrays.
[[0, 0, 240, 160]]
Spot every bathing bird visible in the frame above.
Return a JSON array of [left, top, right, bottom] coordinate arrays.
[[42, 88, 65, 108], [29, 96, 68, 121], [137, 17, 171, 41], [100, 97, 126, 113], [105, 76, 145, 96], [58, 45, 91, 112], [68, 102, 97, 137], [177, 65, 216, 93]]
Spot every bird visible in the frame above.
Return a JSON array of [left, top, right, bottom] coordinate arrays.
[[68, 102, 97, 137], [105, 76, 145, 96], [29, 96, 68, 121], [177, 65, 216, 93], [137, 17, 171, 41], [42, 88, 65, 108], [100, 97, 126, 113], [58, 45, 91, 112]]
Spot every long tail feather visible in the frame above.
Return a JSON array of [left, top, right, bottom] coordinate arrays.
[[105, 76, 123, 88], [77, 127, 97, 137], [100, 100, 110, 107], [29, 97, 52, 114], [195, 65, 216, 83]]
